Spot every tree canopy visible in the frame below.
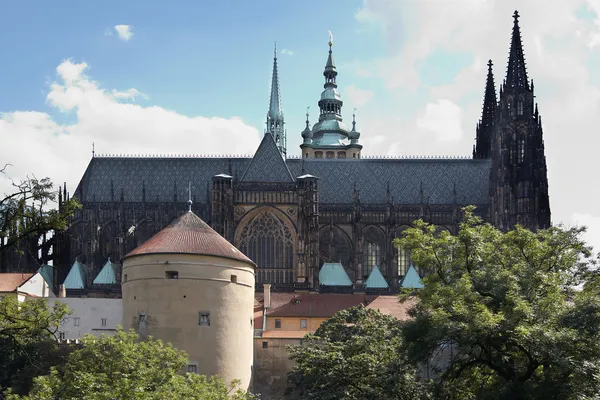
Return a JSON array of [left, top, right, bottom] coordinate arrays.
[[5, 329, 255, 400], [397, 206, 600, 400], [0, 165, 80, 255], [0, 296, 69, 396], [286, 306, 431, 400]]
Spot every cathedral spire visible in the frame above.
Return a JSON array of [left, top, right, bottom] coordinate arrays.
[[474, 60, 496, 159], [268, 43, 283, 121], [506, 10, 529, 90], [266, 43, 286, 157]]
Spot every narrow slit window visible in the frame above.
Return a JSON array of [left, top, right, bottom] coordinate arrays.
[[231, 275, 238, 283]]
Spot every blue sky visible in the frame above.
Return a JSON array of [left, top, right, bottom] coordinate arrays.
[[0, 0, 599, 249]]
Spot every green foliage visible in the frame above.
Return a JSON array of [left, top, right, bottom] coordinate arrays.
[[0, 296, 70, 395], [286, 306, 431, 400], [396, 206, 600, 400], [0, 166, 80, 253], [5, 329, 255, 400]]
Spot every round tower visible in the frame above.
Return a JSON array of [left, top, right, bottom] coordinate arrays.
[[122, 210, 256, 391]]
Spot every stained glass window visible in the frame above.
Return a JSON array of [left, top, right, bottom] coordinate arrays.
[[238, 212, 294, 285]]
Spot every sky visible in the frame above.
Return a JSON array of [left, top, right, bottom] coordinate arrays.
[[0, 0, 598, 251]]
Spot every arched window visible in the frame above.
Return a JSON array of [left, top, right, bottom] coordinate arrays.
[[507, 96, 514, 116], [397, 248, 411, 279], [319, 226, 352, 279], [517, 98, 524, 115], [363, 227, 385, 279], [238, 212, 294, 285]]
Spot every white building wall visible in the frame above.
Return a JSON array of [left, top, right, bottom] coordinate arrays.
[[19, 272, 55, 298], [48, 298, 122, 340]]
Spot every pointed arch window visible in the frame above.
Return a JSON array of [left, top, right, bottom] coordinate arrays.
[[518, 139, 525, 163], [397, 248, 411, 279], [507, 96, 514, 116], [363, 227, 385, 279], [238, 212, 294, 285], [517, 98, 524, 115]]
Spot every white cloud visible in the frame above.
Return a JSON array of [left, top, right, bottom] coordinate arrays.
[[352, 0, 600, 229], [0, 60, 261, 198], [344, 85, 374, 108], [281, 48, 294, 56], [416, 99, 463, 142], [114, 25, 134, 42]]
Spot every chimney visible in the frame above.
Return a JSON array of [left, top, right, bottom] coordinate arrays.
[[58, 284, 66, 298], [263, 284, 271, 309]]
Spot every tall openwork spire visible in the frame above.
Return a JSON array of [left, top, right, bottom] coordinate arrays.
[[266, 43, 286, 157], [268, 44, 283, 120], [474, 60, 497, 159], [506, 10, 529, 90]]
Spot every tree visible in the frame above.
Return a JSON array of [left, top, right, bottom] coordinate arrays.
[[397, 206, 600, 400], [286, 306, 431, 400], [0, 296, 70, 396], [5, 329, 255, 400], [0, 164, 80, 258]]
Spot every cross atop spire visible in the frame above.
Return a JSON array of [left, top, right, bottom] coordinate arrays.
[[506, 10, 529, 90]]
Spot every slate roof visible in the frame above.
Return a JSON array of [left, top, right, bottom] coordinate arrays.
[[124, 211, 254, 265], [74, 155, 491, 206], [241, 133, 294, 182]]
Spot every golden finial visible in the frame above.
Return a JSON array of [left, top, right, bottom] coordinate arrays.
[[328, 30, 333, 48]]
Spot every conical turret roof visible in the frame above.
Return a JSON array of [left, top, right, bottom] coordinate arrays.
[[124, 211, 254, 265]]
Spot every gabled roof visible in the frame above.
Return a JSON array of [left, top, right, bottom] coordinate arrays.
[[124, 211, 254, 265], [38, 264, 54, 288], [241, 133, 294, 183], [0, 273, 34, 292], [63, 261, 87, 289], [319, 262, 352, 286], [364, 265, 389, 289], [93, 260, 119, 285], [400, 265, 424, 289]]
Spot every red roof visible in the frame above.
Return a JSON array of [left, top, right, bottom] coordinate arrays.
[[124, 211, 254, 265], [0, 273, 34, 292], [254, 293, 416, 321], [267, 293, 367, 318]]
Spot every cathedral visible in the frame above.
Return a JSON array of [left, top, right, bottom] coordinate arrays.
[[2, 11, 551, 294]]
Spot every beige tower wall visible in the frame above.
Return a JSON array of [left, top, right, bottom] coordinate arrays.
[[122, 253, 255, 391]]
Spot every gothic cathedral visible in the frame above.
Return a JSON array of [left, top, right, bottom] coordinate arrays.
[[1, 11, 550, 295]]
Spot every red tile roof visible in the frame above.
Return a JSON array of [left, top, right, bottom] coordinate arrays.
[[366, 295, 415, 321], [0, 273, 34, 292], [124, 211, 254, 265], [254, 292, 416, 322], [267, 293, 367, 318]]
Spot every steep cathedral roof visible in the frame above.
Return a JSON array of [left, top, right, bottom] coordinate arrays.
[[241, 132, 294, 182], [75, 156, 491, 205], [124, 211, 254, 265]]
